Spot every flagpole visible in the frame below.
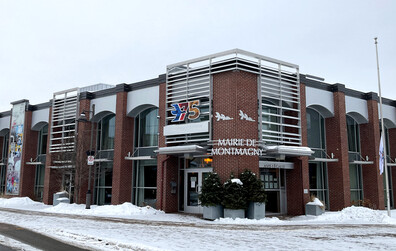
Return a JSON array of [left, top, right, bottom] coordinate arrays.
[[375, 37, 391, 216]]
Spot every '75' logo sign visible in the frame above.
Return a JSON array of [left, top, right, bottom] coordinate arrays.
[[171, 100, 200, 122]]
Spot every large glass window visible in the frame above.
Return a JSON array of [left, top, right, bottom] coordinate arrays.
[[94, 162, 113, 205], [309, 163, 329, 209], [96, 114, 116, 151], [307, 109, 326, 152], [307, 108, 329, 208], [132, 159, 157, 208], [350, 164, 363, 202], [262, 100, 280, 144], [34, 125, 48, 201], [347, 116, 360, 153], [93, 114, 115, 205], [134, 108, 159, 148], [347, 115, 363, 203], [132, 108, 159, 208]]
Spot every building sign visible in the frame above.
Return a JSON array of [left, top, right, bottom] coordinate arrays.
[[171, 100, 200, 122], [211, 138, 264, 156], [87, 156, 95, 165], [6, 102, 27, 195], [259, 161, 294, 169]]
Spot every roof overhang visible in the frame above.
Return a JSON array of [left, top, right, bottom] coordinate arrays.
[[309, 157, 339, 163], [155, 145, 206, 156], [265, 145, 314, 157], [125, 156, 155, 161], [350, 160, 374, 165]]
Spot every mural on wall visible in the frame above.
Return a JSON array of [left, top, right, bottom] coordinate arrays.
[[6, 102, 26, 195]]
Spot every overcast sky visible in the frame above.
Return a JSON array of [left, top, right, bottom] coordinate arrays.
[[0, 0, 395, 112]]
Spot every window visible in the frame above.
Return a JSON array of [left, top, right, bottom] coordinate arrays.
[[307, 109, 326, 153], [347, 116, 360, 153], [93, 114, 115, 205], [96, 114, 116, 151], [132, 108, 159, 208], [307, 108, 329, 209], [132, 159, 157, 208], [94, 162, 113, 205], [262, 100, 280, 144], [346, 115, 363, 203], [350, 164, 363, 202], [134, 108, 159, 148], [34, 125, 48, 201]]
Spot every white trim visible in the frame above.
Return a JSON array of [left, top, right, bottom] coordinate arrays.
[[125, 156, 154, 160], [163, 121, 209, 136]]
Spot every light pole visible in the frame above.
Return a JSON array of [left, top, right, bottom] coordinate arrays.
[[77, 104, 95, 209]]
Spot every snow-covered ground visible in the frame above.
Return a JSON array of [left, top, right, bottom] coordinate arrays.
[[0, 197, 396, 250]]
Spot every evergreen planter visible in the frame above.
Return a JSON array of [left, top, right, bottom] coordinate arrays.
[[247, 202, 266, 220], [224, 208, 245, 219], [203, 205, 224, 220]]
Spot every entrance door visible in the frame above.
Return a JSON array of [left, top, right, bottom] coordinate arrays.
[[260, 168, 287, 215], [184, 168, 212, 214]]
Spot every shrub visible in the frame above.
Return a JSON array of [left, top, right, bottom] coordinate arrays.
[[239, 169, 267, 204], [199, 172, 224, 207], [222, 176, 247, 209]]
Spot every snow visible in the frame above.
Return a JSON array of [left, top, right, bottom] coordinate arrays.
[[230, 178, 243, 185], [0, 197, 396, 250], [307, 197, 324, 206]]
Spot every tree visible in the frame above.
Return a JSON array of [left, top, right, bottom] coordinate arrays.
[[239, 169, 267, 204], [199, 172, 223, 207], [222, 175, 247, 210]]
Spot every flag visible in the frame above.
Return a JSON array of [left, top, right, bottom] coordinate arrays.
[[379, 132, 384, 175]]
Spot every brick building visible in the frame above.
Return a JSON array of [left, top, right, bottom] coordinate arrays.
[[0, 49, 395, 216]]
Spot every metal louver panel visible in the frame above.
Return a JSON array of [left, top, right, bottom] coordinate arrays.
[[165, 49, 301, 146], [259, 63, 301, 146], [49, 88, 79, 153]]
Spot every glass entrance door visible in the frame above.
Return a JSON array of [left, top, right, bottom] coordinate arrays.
[[184, 169, 211, 214]]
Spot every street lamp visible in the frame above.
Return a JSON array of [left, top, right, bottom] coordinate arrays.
[[77, 104, 95, 209]]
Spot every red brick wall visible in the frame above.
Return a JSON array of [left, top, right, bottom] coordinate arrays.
[[286, 83, 310, 215], [74, 99, 94, 204], [157, 82, 180, 212], [360, 99, 384, 209], [19, 110, 38, 199], [325, 90, 351, 210], [212, 70, 259, 182], [112, 90, 134, 204]]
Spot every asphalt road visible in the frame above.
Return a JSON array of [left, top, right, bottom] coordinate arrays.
[[0, 223, 90, 251]]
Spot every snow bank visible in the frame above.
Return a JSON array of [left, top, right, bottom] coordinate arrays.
[[0, 197, 42, 208], [43, 202, 164, 217], [295, 206, 396, 224], [216, 216, 282, 225]]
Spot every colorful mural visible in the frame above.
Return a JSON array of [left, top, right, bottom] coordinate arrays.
[[6, 102, 26, 195]]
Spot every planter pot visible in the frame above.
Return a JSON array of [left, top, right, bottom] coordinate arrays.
[[305, 204, 325, 216], [247, 202, 266, 220], [203, 205, 224, 220], [224, 208, 245, 219]]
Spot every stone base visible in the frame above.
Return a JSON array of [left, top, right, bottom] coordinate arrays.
[[247, 202, 266, 220], [305, 204, 324, 216], [224, 208, 245, 219], [203, 205, 224, 220]]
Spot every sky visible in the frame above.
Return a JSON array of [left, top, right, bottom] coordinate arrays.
[[0, 0, 395, 112]]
